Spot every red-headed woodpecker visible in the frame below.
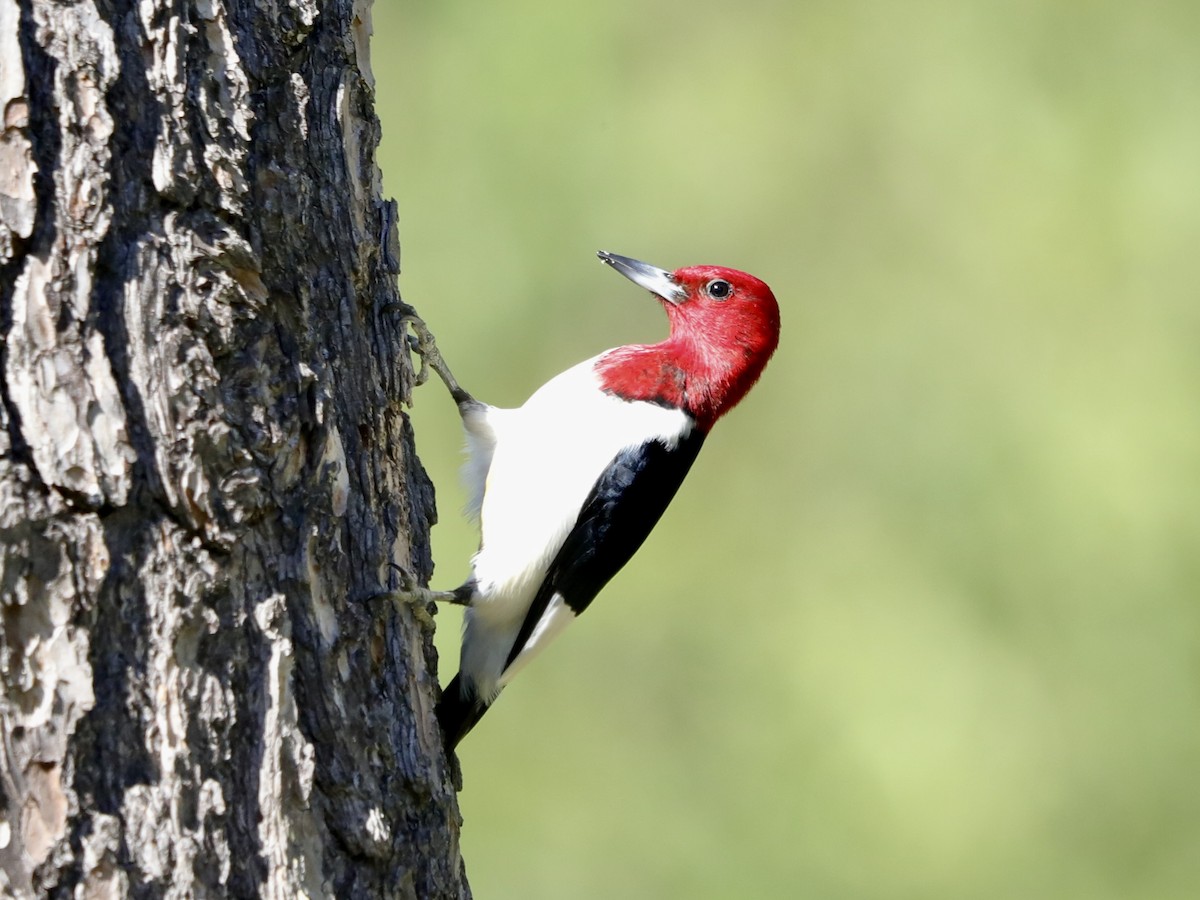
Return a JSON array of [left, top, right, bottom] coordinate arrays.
[[402, 251, 780, 750]]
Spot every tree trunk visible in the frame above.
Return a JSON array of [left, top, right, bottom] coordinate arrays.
[[0, 1, 468, 896]]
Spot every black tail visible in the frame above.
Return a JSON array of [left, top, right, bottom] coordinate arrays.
[[436, 673, 489, 752]]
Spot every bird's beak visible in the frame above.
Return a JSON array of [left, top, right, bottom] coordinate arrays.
[[597, 251, 686, 305]]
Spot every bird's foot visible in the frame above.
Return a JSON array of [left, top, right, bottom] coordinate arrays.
[[401, 313, 474, 407], [369, 566, 472, 629]]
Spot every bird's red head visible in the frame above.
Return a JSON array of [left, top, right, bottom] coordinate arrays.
[[596, 252, 780, 429]]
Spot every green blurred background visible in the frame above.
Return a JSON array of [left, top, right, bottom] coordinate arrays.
[[372, 2, 1200, 897]]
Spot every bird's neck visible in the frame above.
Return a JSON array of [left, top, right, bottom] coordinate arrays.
[[595, 336, 765, 430]]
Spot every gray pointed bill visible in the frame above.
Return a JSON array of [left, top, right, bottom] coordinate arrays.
[[597, 251, 686, 305]]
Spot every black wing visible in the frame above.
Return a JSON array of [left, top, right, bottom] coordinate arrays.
[[503, 428, 707, 671]]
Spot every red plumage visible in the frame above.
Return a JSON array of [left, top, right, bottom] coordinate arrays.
[[595, 265, 780, 430]]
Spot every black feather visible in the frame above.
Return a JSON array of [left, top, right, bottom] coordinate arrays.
[[505, 428, 706, 670], [436, 673, 488, 752]]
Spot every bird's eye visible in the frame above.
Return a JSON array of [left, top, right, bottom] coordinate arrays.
[[706, 279, 732, 300]]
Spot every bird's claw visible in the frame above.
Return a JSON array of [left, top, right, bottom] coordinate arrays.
[[399, 312, 474, 406], [369, 564, 469, 631], [358, 565, 432, 630], [403, 315, 445, 387], [366, 587, 436, 630], [405, 595, 438, 631], [402, 317, 440, 388]]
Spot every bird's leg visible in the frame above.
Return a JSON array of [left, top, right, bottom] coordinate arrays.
[[402, 313, 475, 407], [368, 566, 474, 630]]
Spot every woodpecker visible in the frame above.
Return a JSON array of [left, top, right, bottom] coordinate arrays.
[[401, 251, 780, 750]]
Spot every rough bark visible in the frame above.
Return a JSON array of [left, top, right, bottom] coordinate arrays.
[[0, 1, 468, 897]]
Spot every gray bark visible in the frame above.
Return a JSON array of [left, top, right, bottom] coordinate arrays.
[[0, 1, 468, 897]]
